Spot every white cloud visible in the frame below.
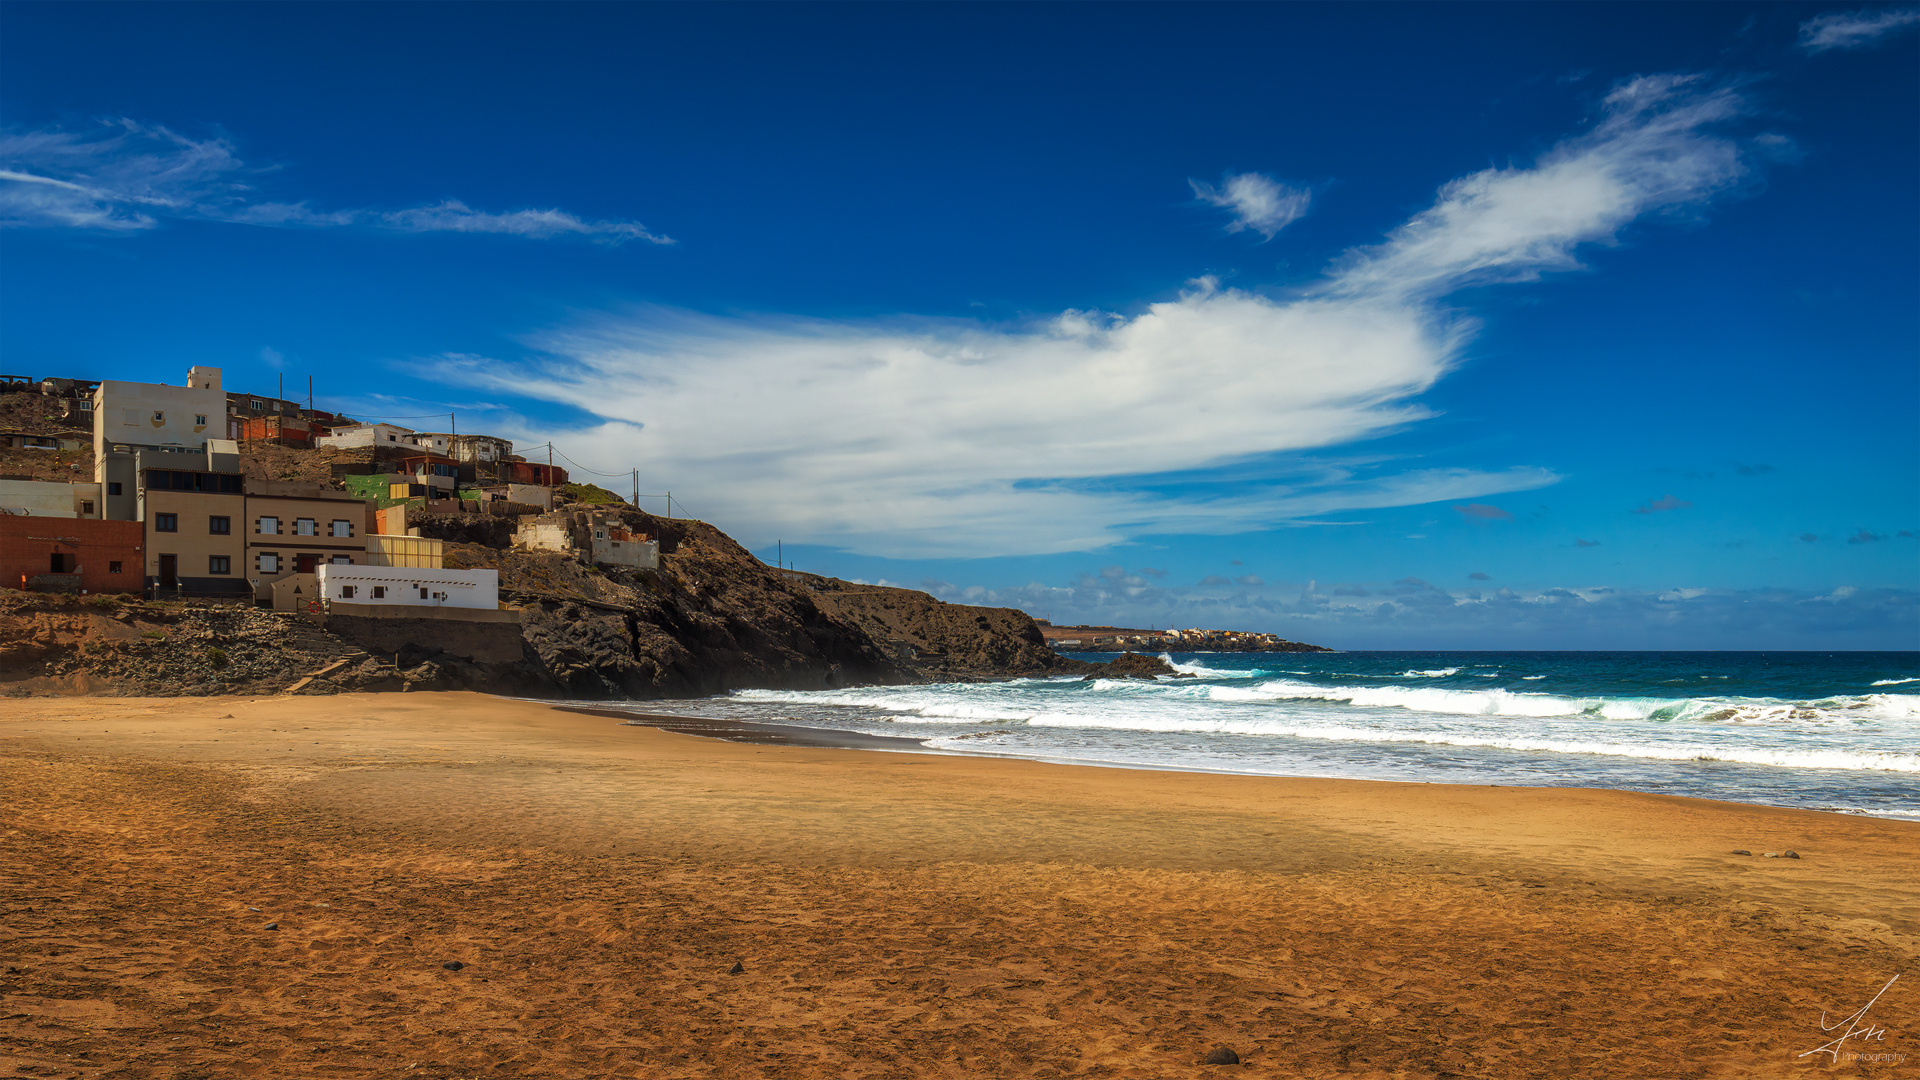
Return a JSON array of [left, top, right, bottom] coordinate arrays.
[[0, 118, 670, 244], [1329, 75, 1747, 300], [377, 200, 669, 243], [445, 74, 1758, 558], [1798, 7, 1920, 52], [1190, 172, 1311, 240]]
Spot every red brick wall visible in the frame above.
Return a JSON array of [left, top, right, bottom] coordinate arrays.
[[0, 516, 146, 594]]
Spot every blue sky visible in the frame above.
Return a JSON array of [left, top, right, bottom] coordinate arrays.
[[4, 2, 1916, 648]]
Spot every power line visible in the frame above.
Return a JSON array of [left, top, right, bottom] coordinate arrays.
[[547, 445, 634, 478], [337, 412, 456, 420]]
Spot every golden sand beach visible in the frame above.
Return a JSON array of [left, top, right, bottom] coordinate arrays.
[[2, 692, 1913, 1078]]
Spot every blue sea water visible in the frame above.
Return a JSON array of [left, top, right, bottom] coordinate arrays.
[[605, 652, 1920, 820]]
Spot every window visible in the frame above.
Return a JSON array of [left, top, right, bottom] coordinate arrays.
[[209, 555, 231, 575], [107, 482, 122, 496], [330, 519, 352, 538], [330, 555, 351, 565], [154, 512, 178, 532], [371, 586, 386, 599], [194, 414, 207, 426], [78, 400, 91, 411], [339, 585, 356, 599], [208, 515, 231, 535], [258, 516, 279, 535], [152, 410, 165, 424], [108, 561, 123, 574], [417, 586, 429, 599], [258, 553, 280, 573], [81, 500, 95, 515], [295, 518, 317, 536], [251, 399, 263, 410]]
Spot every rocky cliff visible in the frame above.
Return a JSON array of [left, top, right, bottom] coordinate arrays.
[[789, 574, 1094, 682], [1, 510, 1081, 699]]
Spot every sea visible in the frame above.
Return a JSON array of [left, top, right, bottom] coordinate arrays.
[[588, 652, 1920, 821]]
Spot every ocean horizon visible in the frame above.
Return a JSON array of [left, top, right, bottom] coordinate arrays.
[[586, 650, 1920, 821]]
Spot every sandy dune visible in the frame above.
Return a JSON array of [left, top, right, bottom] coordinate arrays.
[[2, 692, 1913, 1079]]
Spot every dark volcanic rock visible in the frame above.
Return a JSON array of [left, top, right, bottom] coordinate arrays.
[[1085, 652, 1179, 680], [792, 575, 1094, 683], [1201, 1045, 1240, 1065]]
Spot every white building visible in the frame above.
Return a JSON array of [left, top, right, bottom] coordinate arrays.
[[315, 563, 499, 610], [316, 423, 418, 450], [93, 365, 227, 465], [0, 480, 102, 518]]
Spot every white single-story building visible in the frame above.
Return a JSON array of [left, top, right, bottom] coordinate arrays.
[[316, 423, 418, 450], [315, 563, 499, 610]]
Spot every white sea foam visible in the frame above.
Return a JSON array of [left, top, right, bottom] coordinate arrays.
[[1015, 710, 1920, 773], [1396, 667, 1460, 678], [1211, 679, 1599, 718], [1871, 677, 1919, 687], [1162, 654, 1249, 678]]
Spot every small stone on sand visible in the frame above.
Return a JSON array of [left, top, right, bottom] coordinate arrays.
[[1201, 1045, 1240, 1065], [1782, 850, 1800, 859], [263, 922, 278, 931], [1730, 850, 1750, 856], [443, 961, 465, 971], [729, 961, 746, 975]]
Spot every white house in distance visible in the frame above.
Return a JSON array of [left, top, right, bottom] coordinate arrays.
[[316, 423, 419, 450], [315, 563, 499, 609]]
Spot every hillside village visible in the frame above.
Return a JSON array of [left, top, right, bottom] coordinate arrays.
[[0, 366, 640, 608], [0, 366, 1112, 697]]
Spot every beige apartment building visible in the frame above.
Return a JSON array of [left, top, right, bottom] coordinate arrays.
[[144, 487, 248, 597], [244, 482, 376, 601]]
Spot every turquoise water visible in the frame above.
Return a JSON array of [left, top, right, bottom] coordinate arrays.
[[609, 652, 1920, 819]]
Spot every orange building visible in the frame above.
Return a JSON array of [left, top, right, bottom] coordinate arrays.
[[0, 516, 145, 594]]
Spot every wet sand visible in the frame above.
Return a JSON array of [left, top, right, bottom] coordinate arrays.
[[1, 691, 1914, 1079]]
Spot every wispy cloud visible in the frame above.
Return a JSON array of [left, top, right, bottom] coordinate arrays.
[[376, 201, 668, 242], [0, 119, 671, 244], [1575, 538, 1602, 548], [1847, 529, 1886, 544], [1328, 75, 1749, 301], [1634, 494, 1693, 514], [448, 73, 1760, 557], [1798, 7, 1920, 52], [1190, 171, 1311, 240], [1454, 503, 1514, 521]]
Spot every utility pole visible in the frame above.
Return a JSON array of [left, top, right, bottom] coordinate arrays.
[[666, 491, 672, 519], [631, 468, 638, 508], [777, 539, 781, 569]]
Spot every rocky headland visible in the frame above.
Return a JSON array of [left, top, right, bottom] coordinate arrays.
[[0, 510, 1208, 698]]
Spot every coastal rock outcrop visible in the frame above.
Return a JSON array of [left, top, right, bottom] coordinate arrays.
[[783, 574, 1094, 682], [1082, 652, 1183, 680]]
